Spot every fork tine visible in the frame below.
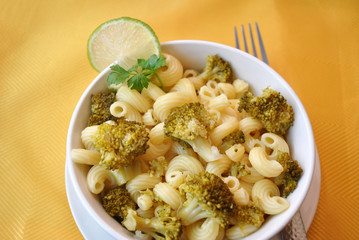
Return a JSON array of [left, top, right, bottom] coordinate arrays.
[[255, 22, 269, 65], [248, 23, 257, 58], [234, 26, 240, 49], [241, 25, 248, 53]]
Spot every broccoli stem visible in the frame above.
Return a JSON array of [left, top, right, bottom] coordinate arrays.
[[185, 137, 222, 162], [178, 198, 210, 226]]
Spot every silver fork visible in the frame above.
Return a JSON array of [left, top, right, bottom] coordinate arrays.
[[234, 23, 308, 240], [234, 23, 269, 65]]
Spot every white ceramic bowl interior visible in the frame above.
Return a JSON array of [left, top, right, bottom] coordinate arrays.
[[66, 40, 315, 240]]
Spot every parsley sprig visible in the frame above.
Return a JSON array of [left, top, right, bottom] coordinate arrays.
[[107, 54, 167, 91]]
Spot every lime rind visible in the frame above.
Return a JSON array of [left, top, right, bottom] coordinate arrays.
[[87, 17, 161, 72]]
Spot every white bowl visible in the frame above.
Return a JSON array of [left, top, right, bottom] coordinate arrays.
[[66, 40, 315, 240]]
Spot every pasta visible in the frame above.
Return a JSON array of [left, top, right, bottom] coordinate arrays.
[[71, 149, 101, 165], [110, 101, 142, 123], [153, 182, 182, 210], [165, 154, 204, 187], [153, 92, 193, 122], [154, 53, 183, 87], [249, 147, 283, 178], [72, 52, 302, 240], [87, 165, 116, 194], [186, 218, 222, 240], [116, 84, 152, 113], [252, 179, 289, 214]]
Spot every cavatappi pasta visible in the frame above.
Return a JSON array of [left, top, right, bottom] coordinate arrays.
[[71, 53, 302, 240]]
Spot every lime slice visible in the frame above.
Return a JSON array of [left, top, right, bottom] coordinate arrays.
[[87, 17, 161, 72]]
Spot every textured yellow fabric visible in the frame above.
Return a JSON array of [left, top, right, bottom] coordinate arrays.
[[1, 0, 359, 239]]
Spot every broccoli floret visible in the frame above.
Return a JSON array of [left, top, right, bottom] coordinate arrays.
[[95, 118, 150, 169], [274, 151, 303, 197], [101, 185, 137, 222], [164, 102, 216, 141], [149, 156, 169, 178], [237, 203, 265, 228], [220, 129, 245, 153], [238, 88, 294, 136], [88, 91, 117, 126], [164, 102, 221, 162], [198, 55, 232, 83], [229, 161, 250, 178], [122, 208, 182, 240], [178, 172, 238, 227]]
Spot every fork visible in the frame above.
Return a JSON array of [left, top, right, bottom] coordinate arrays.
[[234, 23, 270, 65], [234, 23, 308, 240]]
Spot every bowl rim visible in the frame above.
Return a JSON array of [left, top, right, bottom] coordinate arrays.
[[66, 39, 315, 240]]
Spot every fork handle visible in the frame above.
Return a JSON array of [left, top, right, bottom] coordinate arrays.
[[280, 211, 308, 240]]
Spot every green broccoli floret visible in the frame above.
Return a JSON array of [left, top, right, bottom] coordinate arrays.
[[122, 208, 182, 240], [274, 151, 303, 197], [88, 91, 117, 126], [101, 185, 137, 222], [198, 55, 232, 83], [178, 172, 238, 227], [95, 118, 149, 169], [149, 156, 169, 178], [238, 88, 294, 136], [229, 161, 250, 178], [237, 202, 265, 228], [220, 129, 245, 153], [164, 102, 221, 162]]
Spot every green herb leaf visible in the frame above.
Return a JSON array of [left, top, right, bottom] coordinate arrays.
[[106, 54, 167, 92]]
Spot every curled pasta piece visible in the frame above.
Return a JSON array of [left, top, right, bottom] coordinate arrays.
[[232, 79, 249, 98], [87, 165, 116, 194], [110, 101, 142, 123], [170, 78, 198, 101], [198, 85, 216, 105], [225, 144, 245, 162], [139, 141, 172, 162], [71, 149, 101, 165], [252, 179, 290, 214], [207, 94, 230, 112], [183, 69, 199, 78], [238, 117, 263, 136], [141, 82, 166, 101], [126, 173, 161, 200], [153, 182, 182, 210], [226, 223, 259, 239], [217, 82, 236, 99], [149, 122, 171, 145], [210, 116, 239, 146], [154, 53, 183, 87], [186, 218, 222, 240], [222, 176, 241, 193], [249, 147, 283, 178], [187, 77, 205, 90], [206, 80, 219, 95], [261, 132, 290, 160], [116, 85, 152, 113], [81, 125, 98, 150], [205, 156, 232, 177], [165, 154, 204, 188], [142, 108, 158, 127], [233, 188, 250, 206], [153, 92, 192, 122]]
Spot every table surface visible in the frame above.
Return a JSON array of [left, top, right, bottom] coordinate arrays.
[[1, 0, 359, 239]]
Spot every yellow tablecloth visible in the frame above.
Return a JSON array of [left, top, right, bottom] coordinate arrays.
[[1, 0, 359, 239]]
